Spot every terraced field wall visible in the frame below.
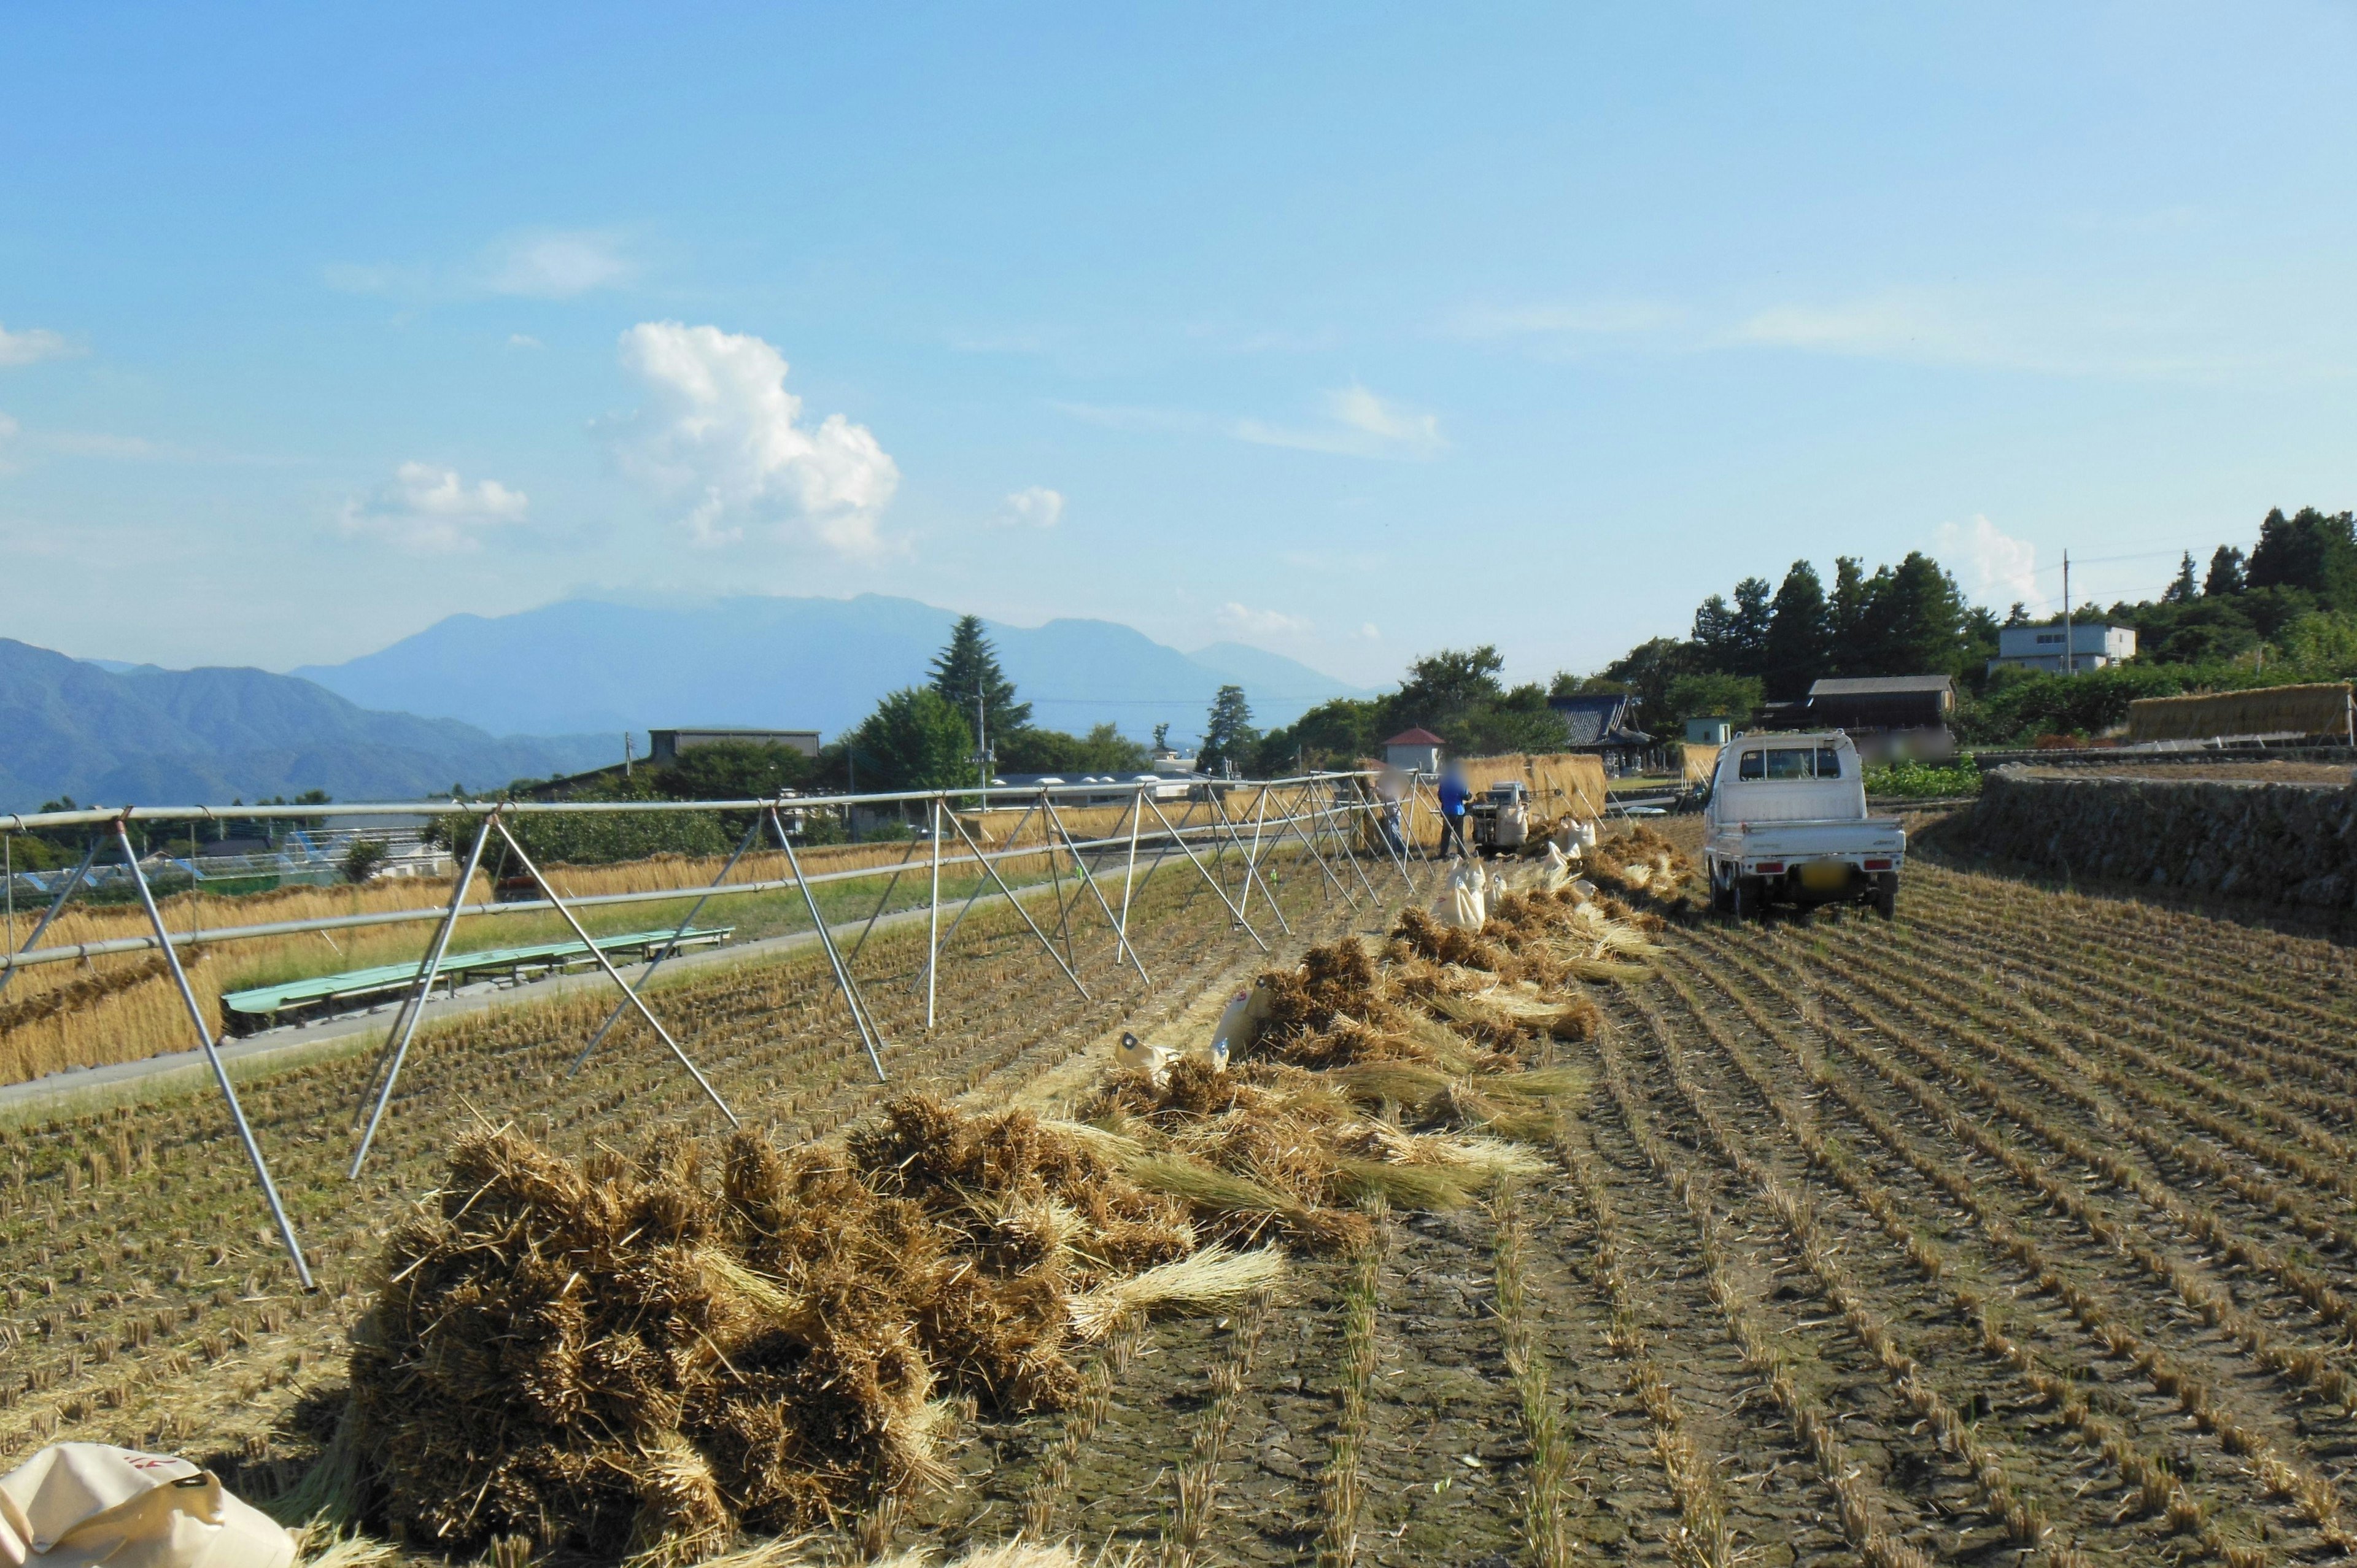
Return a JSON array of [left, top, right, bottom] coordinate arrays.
[[1972, 767, 2357, 906]]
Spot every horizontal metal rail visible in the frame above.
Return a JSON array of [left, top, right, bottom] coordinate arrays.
[[0, 799, 1361, 972], [0, 773, 1370, 832]]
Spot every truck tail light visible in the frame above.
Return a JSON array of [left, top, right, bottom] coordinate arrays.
[[1863, 858, 1892, 871], [1755, 862, 1784, 875]]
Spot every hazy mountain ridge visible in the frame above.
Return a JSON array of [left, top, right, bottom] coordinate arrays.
[[0, 639, 615, 810], [294, 593, 1366, 741]]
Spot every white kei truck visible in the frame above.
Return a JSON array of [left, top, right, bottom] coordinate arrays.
[[1702, 730, 1904, 920]]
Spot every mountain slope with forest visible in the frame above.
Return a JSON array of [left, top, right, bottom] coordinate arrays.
[[0, 639, 614, 810]]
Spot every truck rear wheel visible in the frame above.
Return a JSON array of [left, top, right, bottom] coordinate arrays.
[[1873, 871, 1898, 921], [1709, 865, 1733, 915], [1733, 875, 1764, 922]]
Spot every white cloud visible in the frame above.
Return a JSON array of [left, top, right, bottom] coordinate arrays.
[[609, 321, 899, 554], [326, 230, 636, 301], [1236, 385, 1446, 460], [1216, 601, 1312, 639], [341, 461, 530, 554], [1356, 622, 1380, 641], [0, 323, 79, 366], [994, 486, 1064, 529], [1934, 514, 2040, 606], [481, 231, 635, 298], [506, 333, 544, 351]]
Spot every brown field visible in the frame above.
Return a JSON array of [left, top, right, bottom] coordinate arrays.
[[9, 812, 2357, 1567]]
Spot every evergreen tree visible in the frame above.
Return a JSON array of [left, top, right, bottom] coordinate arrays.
[[2247, 507, 2357, 608], [2004, 601, 2031, 627], [1690, 595, 1736, 667], [1198, 685, 1259, 776], [2204, 545, 2247, 597], [1728, 576, 1774, 673], [1390, 646, 1509, 732], [1759, 560, 1831, 699], [926, 615, 1030, 743], [1856, 552, 1972, 674], [1828, 557, 1870, 672], [854, 687, 976, 790], [2163, 551, 2199, 604]]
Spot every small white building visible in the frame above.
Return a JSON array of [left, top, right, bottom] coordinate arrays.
[[1382, 727, 1444, 776], [1685, 716, 1734, 746], [1989, 624, 2137, 675]]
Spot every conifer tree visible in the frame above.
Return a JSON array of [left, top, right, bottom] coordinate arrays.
[[926, 615, 1030, 743]]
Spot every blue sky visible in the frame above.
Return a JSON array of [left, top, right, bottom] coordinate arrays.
[[2, 3, 2353, 693]]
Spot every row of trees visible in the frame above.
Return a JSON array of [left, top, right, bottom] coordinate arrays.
[[1572, 507, 2357, 750]]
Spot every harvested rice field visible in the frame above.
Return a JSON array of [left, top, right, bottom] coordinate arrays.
[[11, 816, 2357, 1568]]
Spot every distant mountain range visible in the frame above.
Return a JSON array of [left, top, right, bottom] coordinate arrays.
[[294, 594, 1367, 742], [0, 596, 1365, 811], [0, 639, 616, 811]]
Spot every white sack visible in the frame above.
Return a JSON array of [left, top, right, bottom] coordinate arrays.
[[0, 1445, 293, 1568]]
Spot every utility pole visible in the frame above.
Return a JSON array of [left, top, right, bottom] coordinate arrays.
[[2062, 549, 2074, 677], [974, 689, 991, 792]]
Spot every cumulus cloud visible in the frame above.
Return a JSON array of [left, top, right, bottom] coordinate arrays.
[[1236, 385, 1446, 460], [1216, 601, 1312, 639], [994, 486, 1064, 529], [0, 323, 79, 366], [1356, 622, 1380, 641], [341, 461, 530, 554], [609, 321, 899, 553], [1935, 514, 2040, 605]]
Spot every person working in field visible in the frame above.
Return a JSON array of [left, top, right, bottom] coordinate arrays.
[[1436, 761, 1472, 858]]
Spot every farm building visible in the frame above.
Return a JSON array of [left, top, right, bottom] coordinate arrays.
[[1988, 622, 2137, 674], [1796, 675, 1957, 760], [1547, 693, 1655, 773], [1380, 727, 1444, 774], [648, 727, 822, 763]]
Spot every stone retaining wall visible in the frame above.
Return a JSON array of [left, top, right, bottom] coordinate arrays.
[[1970, 767, 2357, 908]]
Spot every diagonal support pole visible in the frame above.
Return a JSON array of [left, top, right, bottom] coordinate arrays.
[[1113, 787, 1145, 970], [114, 820, 314, 1290], [943, 808, 1093, 1001], [1272, 782, 1357, 905], [1042, 796, 1150, 983], [568, 811, 767, 1076], [1216, 785, 1292, 937], [1144, 796, 1269, 953], [911, 798, 1040, 991], [767, 807, 890, 1082], [1316, 781, 1385, 905], [847, 822, 928, 967], [1354, 776, 1418, 892], [495, 818, 742, 1122], [924, 796, 943, 1031], [351, 813, 495, 1170], [0, 836, 101, 1002]]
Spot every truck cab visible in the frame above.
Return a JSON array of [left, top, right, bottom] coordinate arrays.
[[1703, 731, 1903, 919]]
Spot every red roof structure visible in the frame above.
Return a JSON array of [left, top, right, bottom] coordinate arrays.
[[1382, 727, 1444, 746]]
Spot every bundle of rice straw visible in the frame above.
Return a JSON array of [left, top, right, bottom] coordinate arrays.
[[344, 1097, 1208, 1562]]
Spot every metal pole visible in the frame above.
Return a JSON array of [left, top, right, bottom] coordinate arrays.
[[1357, 776, 1417, 891], [568, 811, 767, 1075], [1037, 790, 1079, 964], [1317, 782, 1385, 905], [925, 795, 942, 1031], [493, 819, 743, 1122], [113, 820, 314, 1291], [768, 807, 891, 1084], [1271, 782, 1357, 905], [1144, 796, 1269, 952], [942, 808, 1093, 1001], [0, 836, 100, 1003], [846, 825, 928, 967], [1043, 796, 1150, 983], [1217, 784, 1291, 937], [1114, 785, 1144, 969], [915, 798, 1041, 984], [350, 815, 495, 1172]]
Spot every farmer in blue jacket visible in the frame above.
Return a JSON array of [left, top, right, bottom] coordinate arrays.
[[1436, 762, 1472, 859]]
